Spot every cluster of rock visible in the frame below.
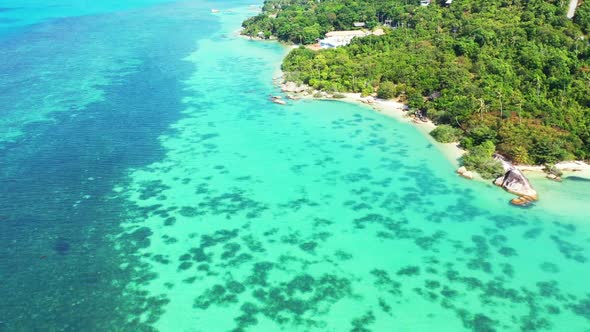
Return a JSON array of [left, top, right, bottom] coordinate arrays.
[[280, 81, 309, 94], [269, 95, 286, 105], [456, 166, 474, 180], [359, 96, 375, 104], [280, 81, 390, 107], [282, 81, 339, 99], [457, 155, 539, 206], [493, 154, 538, 206]]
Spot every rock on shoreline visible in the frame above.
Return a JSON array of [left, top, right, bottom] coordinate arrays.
[[277, 79, 583, 207], [456, 166, 474, 179], [280, 81, 309, 94], [493, 154, 538, 205]]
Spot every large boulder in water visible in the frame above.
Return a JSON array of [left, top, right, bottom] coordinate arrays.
[[495, 169, 538, 199], [493, 154, 538, 204]]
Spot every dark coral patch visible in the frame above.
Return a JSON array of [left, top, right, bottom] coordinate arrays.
[[539, 262, 560, 273], [570, 296, 590, 320], [54, 238, 71, 255], [138, 180, 170, 200], [350, 311, 375, 332], [550, 235, 587, 263], [397, 266, 420, 276], [163, 217, 176, 226], [371, 269, 402, 296], [193, 284, 238, 309], [498, 247, 517, 257], [299, 241, 318, 253], [121, 227, 152, 249], [179, 206, 199, 218], [334, 250, 353, 261], [221, 242, 241, 260], [178, 261, 193, 271]]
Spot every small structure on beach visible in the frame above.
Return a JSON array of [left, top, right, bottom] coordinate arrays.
[[353, 22, 366, 28]]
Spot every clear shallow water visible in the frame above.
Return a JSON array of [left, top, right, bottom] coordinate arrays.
[[1, 1, 590, 331], [0, 0, 181, 37]]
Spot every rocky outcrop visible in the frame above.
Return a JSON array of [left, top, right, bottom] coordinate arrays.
[[269, 95, 287, 105], [456, 166, 474, 179], [280, 81, 309, 93], [493, 154, 538, 205], [360, 96, 375, 104]]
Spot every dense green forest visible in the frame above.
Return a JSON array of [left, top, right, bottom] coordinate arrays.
[[243, 0, 590, 171]]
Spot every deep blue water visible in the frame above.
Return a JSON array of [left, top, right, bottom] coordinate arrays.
[[0, 1, 223, 330]]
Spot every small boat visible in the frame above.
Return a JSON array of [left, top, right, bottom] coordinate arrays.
[[211, 9, 220, 13]]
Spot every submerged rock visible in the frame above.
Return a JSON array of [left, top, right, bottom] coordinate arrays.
[[269, 95, 287, 105], [462, 171, 474, 179], [493, 154, 538, 204], [510, 196, 536, 206], [54, 238, 71, 255]]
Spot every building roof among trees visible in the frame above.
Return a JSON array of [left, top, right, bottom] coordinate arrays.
[[325, 30, 367, 38]]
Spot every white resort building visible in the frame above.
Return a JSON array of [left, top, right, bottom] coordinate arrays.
[[319, 30, 369, 49]]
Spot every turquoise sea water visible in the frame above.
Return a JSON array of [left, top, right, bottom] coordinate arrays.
[[1, 1, 589, 331]]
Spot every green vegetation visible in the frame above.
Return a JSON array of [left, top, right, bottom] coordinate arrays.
[[243, 0, 590, 167], [429, 125, 462, 143], [377, 81, 397, 99], [575, 2, 590, 34], [242, 0, 380, 43], [460, 141, 505, 179]]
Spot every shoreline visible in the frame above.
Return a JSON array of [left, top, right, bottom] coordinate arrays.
[[235, 22, 590, 202], [277, 81, 590, 201], [520, 163, 590, 184], [278, 82, 590, 179], [331, 93, 467, 168], [517, 161, 590, 173], [278, 84, 468, 167]]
